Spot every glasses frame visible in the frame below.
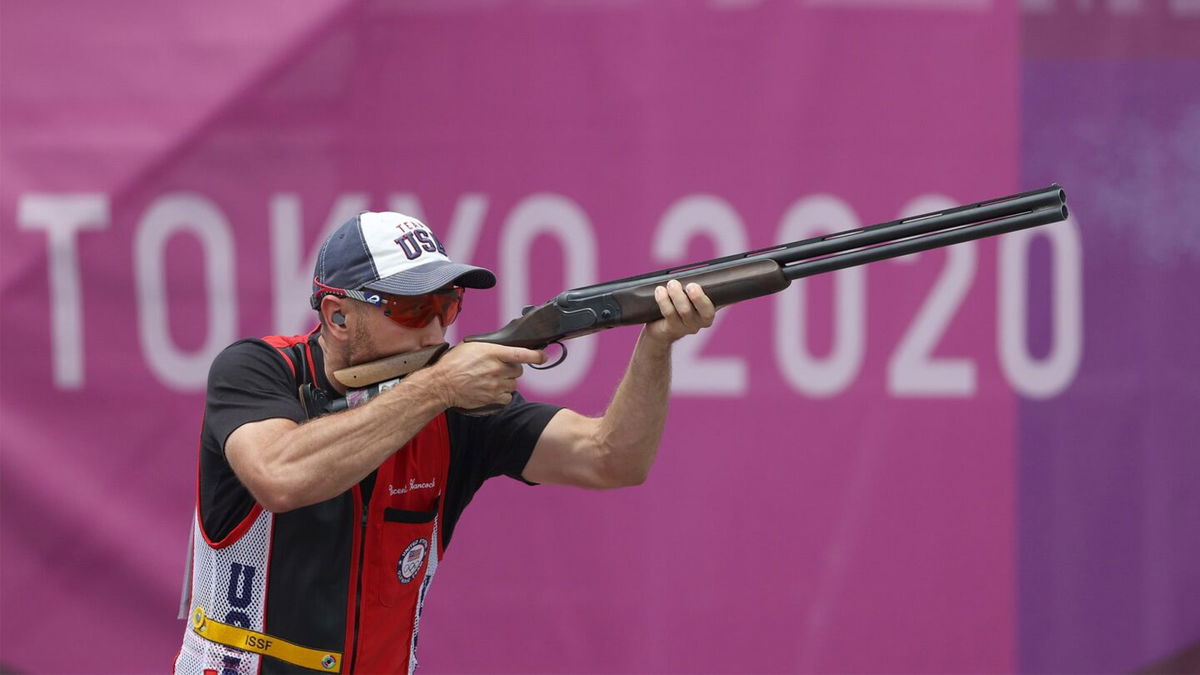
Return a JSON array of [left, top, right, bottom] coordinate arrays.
[[311, 278, 464, 329]]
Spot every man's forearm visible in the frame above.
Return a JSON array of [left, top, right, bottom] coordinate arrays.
[[592, 329, 674, 486], [231, 341, 541, 512], [241, 369, 448, 512]]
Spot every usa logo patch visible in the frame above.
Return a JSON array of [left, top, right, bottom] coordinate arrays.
[[398, 538, 429, 584]]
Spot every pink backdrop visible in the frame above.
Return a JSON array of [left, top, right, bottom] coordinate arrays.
[[2, 2, 1033, 672]]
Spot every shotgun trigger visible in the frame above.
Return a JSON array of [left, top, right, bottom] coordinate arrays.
[[530, 341, 567, 370]]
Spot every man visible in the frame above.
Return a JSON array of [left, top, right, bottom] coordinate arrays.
[[175, 211, 715, 674]]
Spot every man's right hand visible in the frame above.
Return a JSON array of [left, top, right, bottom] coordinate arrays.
[[423, 342, 547, 410]]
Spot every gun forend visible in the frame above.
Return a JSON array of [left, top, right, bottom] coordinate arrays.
[[610, 259, 789, 323]]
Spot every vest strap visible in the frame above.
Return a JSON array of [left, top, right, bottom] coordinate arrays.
[[190, 606, 342, 672]]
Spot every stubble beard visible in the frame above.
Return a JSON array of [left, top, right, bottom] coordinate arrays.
[[344, 319, 379, 367]]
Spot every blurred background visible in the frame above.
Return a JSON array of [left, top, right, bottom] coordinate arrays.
[[2, 0, 1198, 672]]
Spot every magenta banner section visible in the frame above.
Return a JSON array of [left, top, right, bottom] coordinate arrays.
[[2, 2, 1024, 672]]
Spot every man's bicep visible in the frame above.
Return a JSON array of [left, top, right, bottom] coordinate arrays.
[[520, 409, 609, 488]]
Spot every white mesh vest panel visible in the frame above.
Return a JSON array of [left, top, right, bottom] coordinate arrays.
[[175, 508, 273, 674]]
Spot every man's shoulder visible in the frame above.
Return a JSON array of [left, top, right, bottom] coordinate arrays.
[[260, 332, 318, 353], [209, 334, 315, 385], [213, 337, 290, 368]]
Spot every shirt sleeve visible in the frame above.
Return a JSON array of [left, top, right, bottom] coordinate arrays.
[[448, 392, 563, 482], [204, 339, 308, 456], [440, 392, 562, 548]]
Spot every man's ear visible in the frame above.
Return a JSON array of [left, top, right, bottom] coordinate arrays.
[[319, 296, 350, 333]]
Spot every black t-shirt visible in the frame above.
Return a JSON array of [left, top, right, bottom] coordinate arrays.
[[199, 333, 561, 548]]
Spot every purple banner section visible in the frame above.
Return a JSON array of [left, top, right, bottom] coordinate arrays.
[[2, 1, 1030, 673], [1019, 55, 1200, 672]]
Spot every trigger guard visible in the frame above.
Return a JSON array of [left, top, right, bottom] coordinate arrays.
[[530, 341, 567, 370]]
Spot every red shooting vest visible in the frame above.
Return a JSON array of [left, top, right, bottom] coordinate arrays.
[[176, 332, 449, 674]]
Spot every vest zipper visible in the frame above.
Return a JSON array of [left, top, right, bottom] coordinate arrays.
[[348, 492, 368, 672]]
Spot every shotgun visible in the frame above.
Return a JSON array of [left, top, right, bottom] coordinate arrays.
[[310, 184, 1068, 414]]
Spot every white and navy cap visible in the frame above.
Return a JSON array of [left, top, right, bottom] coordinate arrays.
[[310, 211, 495, 308]]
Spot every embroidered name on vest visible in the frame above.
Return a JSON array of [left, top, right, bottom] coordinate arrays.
[[388, 478, 436, 496]]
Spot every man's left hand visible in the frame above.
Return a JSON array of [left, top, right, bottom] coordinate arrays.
[[644, 279, 717, 345]]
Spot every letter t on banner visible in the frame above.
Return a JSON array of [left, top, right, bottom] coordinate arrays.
[[17, 194, 110, 389]]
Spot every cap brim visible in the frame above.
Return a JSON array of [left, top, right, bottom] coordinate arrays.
[[362, 259, 496, 296]]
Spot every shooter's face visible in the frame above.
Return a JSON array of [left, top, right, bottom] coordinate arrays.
[[344, 302, 447, 366]]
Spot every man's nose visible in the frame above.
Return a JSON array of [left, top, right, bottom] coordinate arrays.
[[419, 317, 447, 347]]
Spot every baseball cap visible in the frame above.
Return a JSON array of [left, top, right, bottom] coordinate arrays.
[[310, 211, 496, 308]]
